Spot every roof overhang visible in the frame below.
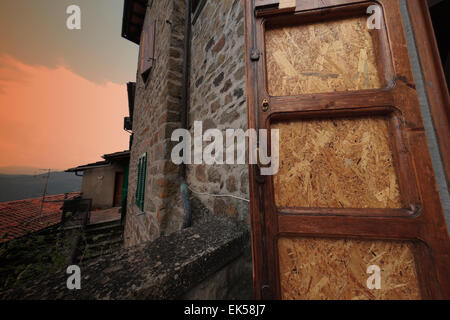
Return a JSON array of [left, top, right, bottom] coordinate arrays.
[[122, 0, 147, 44], [66, 151, 130, 173], [102, 150, 131, 162], [66, 161, 110, 173], [127, 82, 136, 119]]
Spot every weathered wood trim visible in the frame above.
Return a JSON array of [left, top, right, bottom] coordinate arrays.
[[245, 0, 450, 300], [406, 0, 450, 189]]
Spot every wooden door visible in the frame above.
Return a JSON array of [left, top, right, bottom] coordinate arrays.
[[245, 0, 450, 300], [114, 172, 124, 208]]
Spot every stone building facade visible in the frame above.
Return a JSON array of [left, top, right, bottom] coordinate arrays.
[[124, 0, 249, 247], [187, 0, 249, 226], [3, 0, 450, 301], [67, 151, 130, 210], [1, 0, 254, 300], [125, 0, 187, 246]]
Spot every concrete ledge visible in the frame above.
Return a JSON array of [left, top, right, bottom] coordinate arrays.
[[0, 217, 249, 300]]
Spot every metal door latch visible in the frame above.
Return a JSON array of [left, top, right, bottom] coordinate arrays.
[[251, 48, 260, 61], [261, 99, 269, 112]]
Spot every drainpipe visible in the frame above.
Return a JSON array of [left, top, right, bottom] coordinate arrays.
[[181, 0, 192, 229]]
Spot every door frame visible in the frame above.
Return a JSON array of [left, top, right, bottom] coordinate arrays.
[[244, 0, 450, 300], [113, 171, 125, 208], [407, 0, 450, 188]]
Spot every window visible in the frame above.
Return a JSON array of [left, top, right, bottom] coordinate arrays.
[[140, 20, 156, 81], [135, 153, 147, 211]]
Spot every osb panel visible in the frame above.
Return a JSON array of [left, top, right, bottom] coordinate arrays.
[[278, 237, 422, 300], [272, 116, 404, 208], [265, 16, 384, 95]]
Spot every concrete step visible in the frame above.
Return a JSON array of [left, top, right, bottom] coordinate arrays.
[[85, 232, 123, 244], [84, 238, 123, 252], [86, 219, 122, 229], [84, 222, 123, 236], [87, 219, 122, 229], [75, 219, 124, 264], [80, 243, 123, 262]]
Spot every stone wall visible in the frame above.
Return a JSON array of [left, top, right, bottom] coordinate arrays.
[[125, 0, 250, 242], [125, 0, 186, 247], [1, 217, 250, 300], [187, 0, 250, 226], [126, 0, 249, 247], [1, 0, 254, 299], [181, 247, 253, 300]]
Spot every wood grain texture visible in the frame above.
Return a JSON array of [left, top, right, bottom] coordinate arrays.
[[255, 0, 364, 17], [265, 15, 384, 96], [278, 237, 421, 300], [293, 0, 361, 11], [272, 116, 404, 209], [245, 0, 450, 300], [279, 0, 296, 10]]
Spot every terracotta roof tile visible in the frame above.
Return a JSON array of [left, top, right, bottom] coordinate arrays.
[[0, 193, 80, 242]]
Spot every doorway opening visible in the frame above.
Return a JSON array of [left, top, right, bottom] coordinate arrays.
[[428, 0, 450, 91]]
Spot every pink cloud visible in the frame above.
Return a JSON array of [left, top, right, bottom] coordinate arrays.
[[0, 55, 130, 170]]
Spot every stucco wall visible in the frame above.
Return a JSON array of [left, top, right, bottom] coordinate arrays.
[[81, 163, 124, 210]]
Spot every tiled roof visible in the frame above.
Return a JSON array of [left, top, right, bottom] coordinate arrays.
[[102, 150, 130, 161], [66, 161, 110, 173], [66, 150, 130, 173], [0, 193, 80, 242]]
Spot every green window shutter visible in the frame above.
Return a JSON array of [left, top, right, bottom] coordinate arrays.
[[136, 157, 142, 207], [141, 153, 147, 210], [140, 157, 144, 208], [135, 153, 147, 211], [136, 159, 139, 206], [138, 159, 142, 210], [139, 157, 142, 209]]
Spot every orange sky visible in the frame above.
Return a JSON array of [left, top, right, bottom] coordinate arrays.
[[0, 55, 130, 170]]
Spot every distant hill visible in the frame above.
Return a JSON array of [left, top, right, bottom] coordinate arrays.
[[0, 166, 57, 176], [0, 171, 82, 203]]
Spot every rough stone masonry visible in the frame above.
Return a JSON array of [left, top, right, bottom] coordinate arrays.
[[121, 0, 252, 299], [125, 0, 249, 248]]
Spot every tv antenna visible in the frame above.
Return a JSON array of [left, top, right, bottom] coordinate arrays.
[[37, 169, 51, 224]]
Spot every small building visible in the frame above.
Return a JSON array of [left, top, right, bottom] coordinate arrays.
[[67, 151, 130, 210]]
